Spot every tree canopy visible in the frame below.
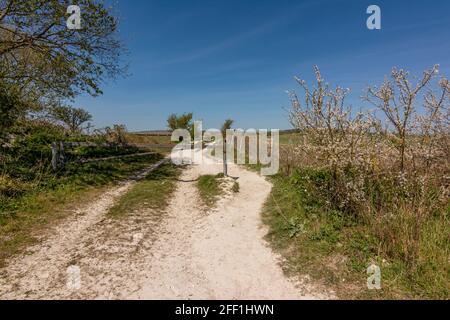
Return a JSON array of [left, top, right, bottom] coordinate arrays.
[[221, 119, 234, 137], [50, 105, 92, 133], [0, 0, 126, 105], [167, 113, 194, 131], [0, 81, 28, 137]]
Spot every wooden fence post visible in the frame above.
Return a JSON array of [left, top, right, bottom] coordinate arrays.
[[59, 142, 66, 170], [223, 138, 228, 177], [51, 142, 58, 171], [51, 142, 66, 171]]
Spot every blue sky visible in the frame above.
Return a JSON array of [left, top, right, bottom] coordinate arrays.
[[76, 0, 450, 131]]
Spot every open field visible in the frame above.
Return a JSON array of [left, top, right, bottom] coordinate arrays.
[[125, 132, 173, 146]]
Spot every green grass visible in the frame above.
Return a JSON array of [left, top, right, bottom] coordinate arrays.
[[0, 153, 164, 267], [108, 163, 181, 217], [262, 169, 450, 300], [197, 174, 223, 207]]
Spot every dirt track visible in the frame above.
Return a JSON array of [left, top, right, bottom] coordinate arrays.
[[0, 151, 332, 300]]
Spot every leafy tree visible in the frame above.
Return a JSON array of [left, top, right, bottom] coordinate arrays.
[[221, 119, 234, 137], [50, 105, 92, 133], [167, 113, 193, 131], [0, 0, 126, 116], [0, 81, 27, 138], [105, 124, 127, 145]]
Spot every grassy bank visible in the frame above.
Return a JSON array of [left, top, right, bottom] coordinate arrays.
[[263, 168, 449, 299], [264, 63, 449, 301]]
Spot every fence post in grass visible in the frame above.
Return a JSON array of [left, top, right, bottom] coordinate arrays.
[[221, 119, 234, 177], [51, 142, 58, 171], [59, 142, 66, 170], [223, 140, 228, 177]]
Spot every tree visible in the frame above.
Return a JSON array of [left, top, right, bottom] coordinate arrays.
[[0, 0, 126, 118], [50, 105, 92, 133], [221, 119, 234, 177], [0, 81, 28, 138], [288, 66, 373, 178], [417, 77, 450, 171], [167, 113, 193, 131], [364, 65, 439, 172], [105, 124, 127, 145], [167, 113, 194, 141]]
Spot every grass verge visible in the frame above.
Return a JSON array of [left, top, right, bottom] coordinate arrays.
[[0, 153, 163, 267], [197, 174, 223, 207], [263, 170, 449, 300], [108, 163, 181, 217]]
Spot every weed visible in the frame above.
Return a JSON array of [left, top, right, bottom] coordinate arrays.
[[108, 163, 181, 217], [232, 181, 240, 193], [197, 175, 223, 207]]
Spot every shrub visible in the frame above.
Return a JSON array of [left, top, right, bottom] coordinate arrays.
[[279, 66, 450, 297]]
